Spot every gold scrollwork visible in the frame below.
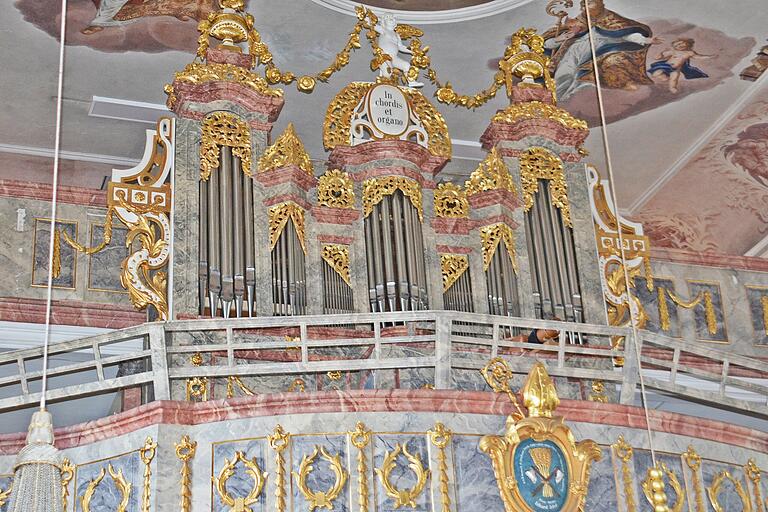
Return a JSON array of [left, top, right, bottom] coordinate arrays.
[[434, 182, 468, 218], [362, 176, 423, 221], [186, 376, 209, 401], [139, 437, 157, 512], [745, 460, 765, 512], [480, 356, 526, 421], [317, 169, 355, 209], [664, 289, 717, 336], [269, 425, 290, 512], [520, 147, 572, 228], [613, 436, 636, 512], [428, 423, 453, 512], [480, 223, 518, 273], [214, 451, 268, 512], [440, 254, 469, 293], [288, 378, 306, 392], [465, 148, 516, 197], [226, 376, 255, 398], [200, 112, 253, 181], [588, 379, 608, 403], [350, 422, 372, 512], [324, 82, 372, 151], [175, 435, 197, 512], [684, 446, 705, 512], [321, 245, 351, 286], [258, 123, 314, 175], [0, 482, 11, 508], [292, 445, 348, 511], [269, 202, 307, 254], [405, 88, 452, 159], [707, 470, 753, 512], [642, 464, 685, 512], [61, 457, 75, 511], [375, 443, 430, 509], [81, 464, 132, 512], [492, 100, 588, 131]]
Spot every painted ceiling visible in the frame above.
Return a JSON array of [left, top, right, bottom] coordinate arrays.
[[0, 0, 766, 256]]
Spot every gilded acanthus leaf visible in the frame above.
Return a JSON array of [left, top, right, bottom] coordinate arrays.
[[441, 254, 469, 292], [321, 244, 351, 286], [200, 112, 253, 180], [465, 147, 516, 196], [258, 123, 314, 175], [434, 182, 469, 218], [520, 146, 572, 227], [317, 169, 355, 209]]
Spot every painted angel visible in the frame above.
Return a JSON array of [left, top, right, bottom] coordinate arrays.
[[374, 14, 424, 88]]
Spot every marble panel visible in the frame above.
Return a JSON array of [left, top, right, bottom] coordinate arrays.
[[745, 286, 768, 346], [373, 434, 432, 512], [74, 450, 142, 512], [451, 434, 506, 512], [688, 281, 728, 343], [634, 277, 681, 337], [87, 223, 129, 293], [584, 445, 617, 511], [701, 461, 750, 512], [211, 438, 268, 512], [33, 218, 77, 289], [289, 434, 350, 512], [631, 450, 687, 512]]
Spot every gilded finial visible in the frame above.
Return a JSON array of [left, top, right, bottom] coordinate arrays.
[[499, 27, 557, 102], [258, 123, 314, 175], [465, 147, 516, 196], [522, 362, 559, 418]]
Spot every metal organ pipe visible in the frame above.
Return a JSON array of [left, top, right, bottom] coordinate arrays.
[[206, 158, 221, 316], [242, 158, 256, 317], [232, 154, 245, 318], [198, 180, 208, 316]]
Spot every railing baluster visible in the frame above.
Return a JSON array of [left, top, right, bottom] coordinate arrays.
[[226, 327, 234, 368], [491, 322, 499, 358], [17, 356, 28, 397], [670, 348, 680, 385], [148, 325, 171, 401], [435, 314, 451, 389], [93, 340, 105, 382], [719, 359, 729, 398], [300, 323, 308, 364], [557, 330, 566, 369]]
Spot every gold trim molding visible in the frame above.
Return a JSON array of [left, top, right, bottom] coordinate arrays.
[[317, 169, 355, 209], [465, 148, 516, 196], [258, 123, 313, 175], [269, 202, 307, 254], [480, 223, 517, 272], [321, 244, 352, 286], [492, 100, 588, 131], [520, 147, 571, 228], [440, 254, 469, 292], [201, 112, 253, 181], [362, 176, 423, 221]]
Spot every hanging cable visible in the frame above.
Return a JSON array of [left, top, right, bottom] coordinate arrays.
[[583, 4, 659, 466]]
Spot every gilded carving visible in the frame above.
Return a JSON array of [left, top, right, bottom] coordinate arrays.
[[613, 436, 636, 512], [684, 446, 705, 512], [292, 445, 348, 511], [214, 451, 267, 512], [362, 176, 423, 221], [520, 147, 571, 228], [405, 88, 452, 159], [317, 169, 355, 209], [745, 460, 765, 512], [480, 223, 518, 272], [61, 457, 74, 511], [428, 422, 453, 512], [201, 112, 253, 180], [175, 435, 197, 512], [258, 123, 314, 175], [588, 380, 608, 403], [664, 288, 717, 335], [139, 437, 157, 512], [642, 464, 684, 512], [81, 464, 132, 512], [480, 362, 602, 512], [441, 254, 469, 292], [226, 376, 255, 398], [186, 376, 209, 401], [762, 296, 768, 337], [707, 470, 753, 512], [0, 483, 9, 508], [375, 443, 430, 509], [434, 182, 468, 218], [269, 425, 290, 512], [350, 422, 372, 512], [492, 101, 588, 131], [269, 202, 307, 254], [321, 244, 352, 286], [465, 148, 517, 196], [480, 357, 526, 420]]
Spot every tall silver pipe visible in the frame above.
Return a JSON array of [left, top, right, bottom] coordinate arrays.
[[207, 157, 221, 317], [391, 193, 408, 310], [403, 197, 419, 311], [287, 221, 296, 314], [534, 188, 556, 316], [232, 155, 245, 317], [364, 221, 378, 312], [198, 180, 208, 316], [525, 209, 544, 317], [243, 163, 256, 317], [541, 184, 567, 320], [370, 205, 386, 312], [380, 198, 396, 312], [280, 226, 289, 315], [412, 206, 427, 309], [219, 146, 234, 318], [563, 226, 583, 322]]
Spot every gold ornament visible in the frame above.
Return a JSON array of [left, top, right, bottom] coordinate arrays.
[[658, 286, 671, 331], [376, 443, 430, 509], [61, 457, 75, 511], [428, 423, 453, 512], [684, 446, 705, 512], [201, 112, 253, 180], [465, 147, 517, 196], [350, 422, 372, 512], [186, 376, 209, 401], [317, 169, 355, 209], [60, 208, 115, 255], [214, 451, 267, 512], [362, 176, 423, 221], [0, 482, 10, 508], [434, 182, 468, 218], [288, 378, 306, 392], [664, 289, 718, 335], [139, 437, 157, 512], [480, 356, 526, 420], [258, 123, 313, 175], [321, 245, 351, 287], [642, 464, 684, 512], [614, 436, 636, 512], [175, 435, 197, 512], [499, 28, 556, 99], [406, 88, 452, 159], [293, 445, 348, 511], [269, 202, 307, 254], [745, 460, 764, 512], [520, 146, 571, 228], [440, 254, 469, 292], [269, 425, 290, 512], [588, 379, 608, 403], [480, 223, 517, 272], [323, 82, 371, 150], [226, 376, 255, 398], [81, 464, 132, 512], [707, 470, 753, 512], [522, 361, 559, 418], [493, 101, 587, 130]]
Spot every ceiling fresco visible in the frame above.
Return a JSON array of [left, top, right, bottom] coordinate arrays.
[[2, 0, 767, 257]]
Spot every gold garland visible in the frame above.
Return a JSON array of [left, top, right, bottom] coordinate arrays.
[[292, 445, 348, 510], [375, 443, 430, 509], [59, 207, 115, 256], [317, 169, 355, 209], [258, 123, 314, 175], [440, 254, 469, 292], [268, 202, 307, 254], [613, 436, 636, 512], [428, 423, 453, 512], [480, 223, 518, 273], [175, 435, 197, 512], [664, 289, 718, 335], [520, 147, 572, 228], [362, 176, 423, 221], [684, 446, 705, 512], [350, 422, 372, 512], [200, 112, 253, 180], [269, 425, 290, 512], [321, 244, 352, 286]]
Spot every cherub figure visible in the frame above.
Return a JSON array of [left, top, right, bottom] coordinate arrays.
[[374, 14, 423, 88], [648, 38, 712, 93]]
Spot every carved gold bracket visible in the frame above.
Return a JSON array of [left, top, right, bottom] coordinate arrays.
[[61, 457, 75, 511], [480, 223, 517, 273], [520, 147, 571, 228], [269, 425, 290, 512], [139, 437, 157, 512], [434, 182, 469, 218], [465, 148, 516, 197], [292, 445, 348, 511], [81, 464, 132, 512], [707, 470, 753, 512], [201, 112, 253, 180], [428, 422, 453, 512], [317, 169, 355, 209], [440, 254, 469, 292], [375, 443, 430, 509], [258, 123, 314, 175], [214, 451, 267, 512], [321, 244, 352, 286], [613, 436, 636, 512], [684, 446, 705, 512], [362, 176, 423, 221], [175, 435, 197, 512], [269, 202, 307, 254], [350, 422, 372, 512]]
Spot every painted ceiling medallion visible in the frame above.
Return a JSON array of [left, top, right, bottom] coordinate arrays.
[[308, 0, 536, 23]]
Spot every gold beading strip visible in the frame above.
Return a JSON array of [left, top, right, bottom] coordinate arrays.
[[258, 123, 313, 175], [200, 112, 252, 180], [440, 254, 469, 292], [61, 457, 74, 511], [175, 435, 197, 512], [745, 460, 765, 512], [362, 176, 423, 221], [268, 202, 307, 254], [321, 244, 352, 286], [269, 425, 290, 512], [428, 423, 453, 512], [520, 147, 572, 228], [139, 437, 157, 512], [613, 436, 636, 512], [684, 446, 705, 512], [350, 422, 372, 512], [480, 223, 518, 273]]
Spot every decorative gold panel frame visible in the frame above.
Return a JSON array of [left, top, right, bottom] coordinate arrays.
[[200, 112, 253, 180], [519, 147, 571, 228], [362, 176, 423, 221], [480, 223, 518, 272]]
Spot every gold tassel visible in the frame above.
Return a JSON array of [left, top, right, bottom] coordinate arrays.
[[658, 287, 670, 331], [704, 291, 717, 335], [52, 228, 61, 279], [762, 296, 768, 337]]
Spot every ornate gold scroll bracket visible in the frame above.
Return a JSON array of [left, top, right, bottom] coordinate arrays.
[[480, 223, 518, 273], [175, 435, 197, 512], [440, 254, 469, 292], [139, 437, 157, 512], [269, 202, 307, 254], [269, 425, 290, 512], [258, 123, 314, 175], [520, 146, 571, 228], [434, 182, 468, 218], [292, 445, 348, 511], [375, 443, 430, 509], [362, 176, 423, 221], [465, 147, 516, 197], [684, 446, 705, 512], [321, 244, 351, 286], [350, 422, 372, 512], [317, 169, 355, 209], [81, 464, 132, 512], [707, 470, 753, 512], [214, 451, 267, 512], [61, 457, 75, 511], [428, 422, 453, 512], [201, 112, 252, 180]]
